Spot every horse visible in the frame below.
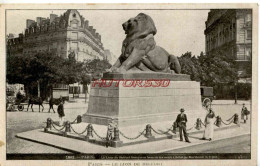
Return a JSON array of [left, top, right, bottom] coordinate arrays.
[[27, 97, 44, 112], [49, 97, 63, 113]]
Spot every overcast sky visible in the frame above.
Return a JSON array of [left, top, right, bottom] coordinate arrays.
[[6, 9, 209, 62]]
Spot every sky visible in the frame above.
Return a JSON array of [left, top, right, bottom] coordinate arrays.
[[6, 9, 209, 63]]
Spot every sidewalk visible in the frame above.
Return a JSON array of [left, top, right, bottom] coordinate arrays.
[[16, 121, 250, 153], [64, 98, 251, 108], [212, 100, 251, 105]]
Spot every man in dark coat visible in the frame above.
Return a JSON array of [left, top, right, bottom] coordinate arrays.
[[175, 108, 191, 143], [241, 103, 249, 123], [57, 100, 65, 126]]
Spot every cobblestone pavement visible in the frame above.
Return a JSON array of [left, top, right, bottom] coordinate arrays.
[[7, 101, 87, 153], [6, 99, 251, 154]]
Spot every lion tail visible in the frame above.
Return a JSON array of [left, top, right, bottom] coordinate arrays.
[[169, 54, 181, 74]]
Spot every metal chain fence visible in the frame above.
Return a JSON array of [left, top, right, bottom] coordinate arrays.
[[70, 125, 88, 135], [119, 129, 146, 140], [92, 128, 107, 140], [51, 123, 65, 131], [151, 127, 172, 135]]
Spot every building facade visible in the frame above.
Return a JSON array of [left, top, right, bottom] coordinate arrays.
[[104, 49, 112, 63], [7, 10, 106, 98], [204, 9, 252, 79], [7, 9, 105, 61]]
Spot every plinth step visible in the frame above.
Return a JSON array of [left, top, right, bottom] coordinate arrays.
[[43, 121, 239, 148]]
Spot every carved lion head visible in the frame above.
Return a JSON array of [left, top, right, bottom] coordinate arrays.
[[122, 13, 157, 39]]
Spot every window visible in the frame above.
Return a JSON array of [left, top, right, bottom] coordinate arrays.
[[53, 42, 57, 48], [246, 30, 252, 39], [71, 42, 78, 51], [246, 14, 252, 23], [71, 20, 78, 29], [71, 32, 78, 40], [246, 48, 252, 60], [237, 54, 245, 60]]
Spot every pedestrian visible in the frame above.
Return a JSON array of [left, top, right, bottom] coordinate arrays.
[[241, 103, 249, 123], [48, 96, 55, 113], [106, 121, 116, 148], [201, 108, 215, 141], [175, 108, 191, 143], [57, 100, 65, 126]]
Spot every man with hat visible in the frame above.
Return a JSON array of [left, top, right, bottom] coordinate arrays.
[[241, 103, 249, 123], [175, 108, 191, 143]]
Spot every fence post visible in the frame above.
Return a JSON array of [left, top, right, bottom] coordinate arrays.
[[144, 124, 155, 141], [234, 114, 239, 124], [113, 127, 120, 141], [77, 115, 82, 123], [216, 116, 222, 127], [63, 121, 71, 136], [111, 126, 123, 148], [44, 118, 52, 132], [195, 118, 202, 130], [172, 122, 177, 134], [85, 124, 93, 140]]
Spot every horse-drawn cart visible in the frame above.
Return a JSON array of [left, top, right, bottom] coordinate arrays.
[[6, 93, 27, 112]]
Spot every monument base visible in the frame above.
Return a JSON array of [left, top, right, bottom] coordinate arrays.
[[82, 73, 206, 127]]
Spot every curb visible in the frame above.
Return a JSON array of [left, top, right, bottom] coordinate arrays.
[[157, 132, 250, 153]]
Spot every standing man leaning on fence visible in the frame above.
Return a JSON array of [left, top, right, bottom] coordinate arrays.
[[175, 108, 191, 143]]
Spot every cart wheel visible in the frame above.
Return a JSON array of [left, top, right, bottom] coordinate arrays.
[[10, 105, 15, 112], [202, 98, 211, 109], [18, 105, 24, 111]]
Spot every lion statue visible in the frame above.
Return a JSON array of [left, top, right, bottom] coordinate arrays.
[[109, 13, 181, 74]]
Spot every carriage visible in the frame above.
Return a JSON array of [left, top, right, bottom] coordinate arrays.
[[200, 86, 214, 109], [6, 93, 27, 112]]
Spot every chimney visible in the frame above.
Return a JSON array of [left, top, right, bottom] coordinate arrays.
[[89, 26, 93, 31], [50, 14, 58, 24], [96, 33, 99, 39], [36, 17, 46, 25], [26, 19, 35, 28], [85, 20, 89, 28], [92, 29, 96, 34], [8, 33, 14, 39], [19, 33, 23, 38], [25, 29, 29, 36], [81, 17, 85, 26]]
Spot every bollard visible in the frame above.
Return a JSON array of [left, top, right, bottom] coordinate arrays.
[[113, 127, 120, 141], [215, 116, 222, 127], [145, 124, 153, 138], [85, 124, 93, 140], [172, 122, 177, 134], [234, 114, 239, 124], [64, 121, 71, 136], [195, 118, 202, 130], [44, 118, 52, 132], [111, 126, 123, 147], [77, 115, 82, 123]]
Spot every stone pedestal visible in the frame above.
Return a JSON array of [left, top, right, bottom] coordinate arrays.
[[82, 73, 206, 127]]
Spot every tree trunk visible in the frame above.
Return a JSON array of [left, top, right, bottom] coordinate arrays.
[[24, 83, 29, 98], [37, 81, 40, 98], [234, 82, 237, 104]]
